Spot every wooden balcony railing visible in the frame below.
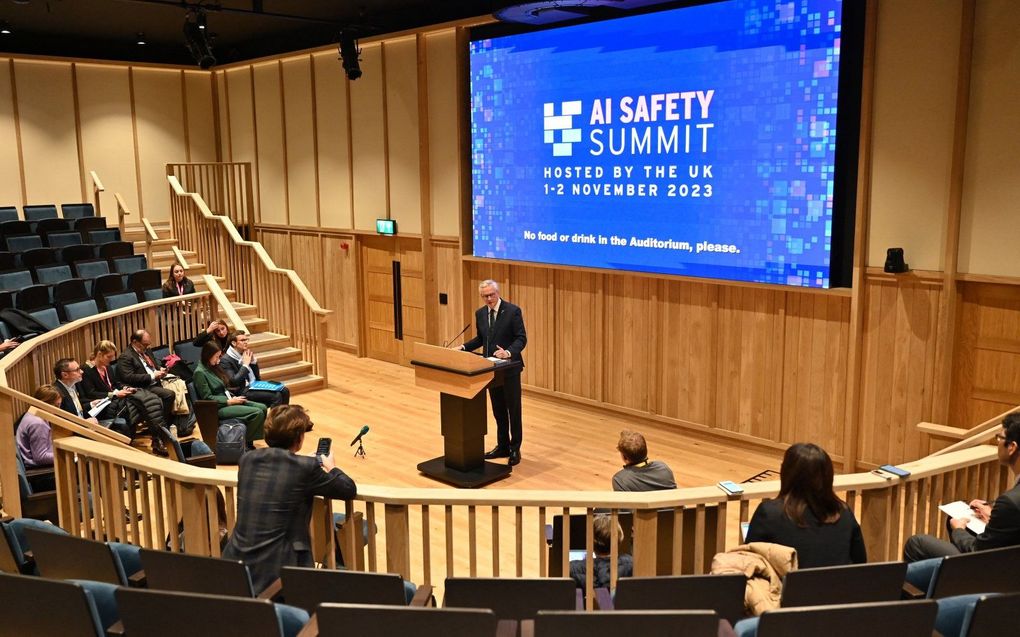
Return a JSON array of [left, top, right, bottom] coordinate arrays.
[[167, 175, 330, 380], [165, 162, 255, 231]]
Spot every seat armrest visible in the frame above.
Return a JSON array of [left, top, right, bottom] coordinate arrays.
[[256, 577, 283, 601], [511, 620, 529, 637], [594, 587, 614, 610], [410, 584, 435, 607], [106, 620, 125, 637], [902, 581, 925, 599], [187, 453, 218, 469], [128, 569, 147, 587], [296, 614, 318, 637]]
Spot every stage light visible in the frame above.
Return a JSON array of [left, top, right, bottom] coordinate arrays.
[[338, 31, 362, 81], [183, 9, 216, 69], [136, 32, 147, 45], [0, 21, 12, 35]]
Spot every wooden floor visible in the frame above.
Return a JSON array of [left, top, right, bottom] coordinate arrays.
[[284, 350, 784, 492]]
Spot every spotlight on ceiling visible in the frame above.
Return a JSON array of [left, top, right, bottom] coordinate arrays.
[[183, 9, 216, 69], [338, 31, 362, 81], [0, 21, 12, 35], [136, 32, 147, 45]]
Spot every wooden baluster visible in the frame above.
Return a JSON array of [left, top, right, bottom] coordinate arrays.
[[384, 504, 411, 581]]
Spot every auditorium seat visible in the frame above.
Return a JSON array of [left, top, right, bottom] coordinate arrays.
[[62, 298, 100, 322], [36, 218, 71, 237], [61, 202, 96, 219], [15, 449, 58, 522], [529, 610, 725, 637], [101, 291, 139, 312], [611, 573, 746, 625], [0, 219, 31, 242], [279, 566, 431, 612], [111, 254, 147, 276], [138, 548, 272, 598], [0, 572, 120, 637], [23, 528, 139, 586], [33, 263, 72, 285], [0, 250, 16, 271], [5, 234, 43, 254], [15, 283, 52, 312], [21, 246, 60, 269], [73, 258, 112, 286], [732, 600, 938, 637], [444, 577, 580, 621], [780, 561, 907, 608], [173, 338, 202, 366], [53, 278, 91, 306], [915, 545, 1020, 599], [0, 269, 33, 292], [60, 243, 96, 265], [0, 290, 13, 312], [74, 215, 106, 233], [44, 229, 83, 248], [29, 307, 60, 330], [154, 425, 216, 468], [98, 240, 133, 260], [86, 227, 120, 244], [129, 269, 163, 301], [116, 587, 309, 637], [23, 204, 58, 222], [935, 592, 1020, 637], [313, 604, 507, 637], [1, 519, 68, 575], [0, 206, 18, 222]]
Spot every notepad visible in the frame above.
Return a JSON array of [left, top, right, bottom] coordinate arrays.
[[939, 501, 987, 534]]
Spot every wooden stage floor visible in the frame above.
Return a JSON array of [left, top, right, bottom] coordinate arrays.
[[285, 351, 784, 492]]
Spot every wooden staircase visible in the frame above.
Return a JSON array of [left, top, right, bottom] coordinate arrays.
[[123, 222, 327, 394]]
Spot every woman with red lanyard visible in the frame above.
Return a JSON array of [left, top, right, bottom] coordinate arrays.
[[161, 263, 196, 298]]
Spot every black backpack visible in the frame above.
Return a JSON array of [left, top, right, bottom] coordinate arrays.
[[215, 419, 247, 465]]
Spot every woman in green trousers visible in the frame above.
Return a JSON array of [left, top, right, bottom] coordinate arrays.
[[194, 341, 267, 445]]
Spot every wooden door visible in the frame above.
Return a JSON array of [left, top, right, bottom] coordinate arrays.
[[361, 236, 425, 365]]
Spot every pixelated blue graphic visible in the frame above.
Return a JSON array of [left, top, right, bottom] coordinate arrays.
[[470, 0, 845, 288]]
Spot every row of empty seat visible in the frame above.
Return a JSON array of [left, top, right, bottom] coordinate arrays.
[[0, 202, 96, 223]]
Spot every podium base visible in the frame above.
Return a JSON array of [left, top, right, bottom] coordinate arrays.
[[417, 457, 513, 489]]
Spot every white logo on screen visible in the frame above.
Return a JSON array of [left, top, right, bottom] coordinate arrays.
[[543, 101, 583, 157]]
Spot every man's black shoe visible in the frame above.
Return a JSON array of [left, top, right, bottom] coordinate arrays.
[[151, 437, 168, 457], [508, 449, 521, 466], [484, 447, 510, 459]]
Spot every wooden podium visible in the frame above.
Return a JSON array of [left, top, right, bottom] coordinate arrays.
[[411, 342, 519, 488]]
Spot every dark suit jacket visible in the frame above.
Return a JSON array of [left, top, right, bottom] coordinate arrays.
[[220, 351, 262, 394], [951, 479, 1020, 552], [745, 498, 867, 568], [54, 380, 87, 418], [462, 300, 527, 369], [80, 364, 124, 401], [221, 448, 357, 591], [116, 347, 163, 388], [161, 278, 196, 298]]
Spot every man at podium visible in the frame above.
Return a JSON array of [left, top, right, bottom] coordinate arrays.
[[459, 279, 527, 466]]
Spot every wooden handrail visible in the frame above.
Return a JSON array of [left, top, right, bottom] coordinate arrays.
[[920, 404, 1020, 456], [89, 170, 105, 218], [141, 217, 159, 264], [54, 437, 235, 487], [202, 273, 248, 333], [114, 192, 131, 234], [171, 245, 190, 269]]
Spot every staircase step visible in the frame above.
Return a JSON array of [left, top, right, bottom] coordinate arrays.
[[261, 360, 313, 382], [161, 262, 207, 277], [280, 374, 326, 395], [248, 332, 291, 352], [152, 250, 197, 268], [244, 316, 269, 334], [232, 302, 259, 319], [256, 346, 303, 367]]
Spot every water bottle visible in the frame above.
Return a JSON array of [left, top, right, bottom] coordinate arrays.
[[169, 424, 178, 439]]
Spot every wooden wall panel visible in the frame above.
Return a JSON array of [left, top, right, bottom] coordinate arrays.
[[425, 30, 461, 237], [322, 235, 360, 346], [0, 59, 23, 206], [257, 230, 292, 269], [312, 52, 353, 229], [858, 275, 942, 465], [658, 281, 718, 426], [184, 71, 217, 162], [224, 67, 258, 219], [13, 60, 81, 204], [216, 72, 230, 161], [384, 37, 421, 235], [348, 43, 387, 231], [289, 233, 324, 301], [282, 57, 317, 228], [603, 275, 653, 412], [252, 62, 287, 225], [508, 265, 555, 391], [554, 271, 602, 401], [76, 64, 139, 219], [133, 68, 187, 220], [949, 282, 1020, 428], [433, 241, 463, 349]]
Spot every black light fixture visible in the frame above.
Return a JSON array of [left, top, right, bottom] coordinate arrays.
[[338, 31, 362, 81], [0, 21, 11, 35], [136, 32, 147, 45], [884, 247, 909, 274], [183, 8, 216, 69]]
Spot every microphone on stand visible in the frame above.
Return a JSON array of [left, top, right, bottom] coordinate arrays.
[[349, 425, 370, 446], [443, 324, 471, 348]]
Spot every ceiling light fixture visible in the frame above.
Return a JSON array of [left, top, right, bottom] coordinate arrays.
[[338, 31, 362, 81], [136, 32, 147, 45], [183, 8, 216, 69], [0, 21, 12, 35]]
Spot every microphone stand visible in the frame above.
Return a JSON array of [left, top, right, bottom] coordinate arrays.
[[353, 438, 367, 459]]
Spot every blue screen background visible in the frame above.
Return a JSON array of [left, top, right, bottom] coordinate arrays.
[[470, 0, 845, 288]]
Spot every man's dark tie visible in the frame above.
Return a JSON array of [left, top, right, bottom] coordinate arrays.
[[486, 309, 495, 355]]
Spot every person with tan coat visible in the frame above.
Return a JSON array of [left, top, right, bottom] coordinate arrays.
[[710, 541, 798, 616]]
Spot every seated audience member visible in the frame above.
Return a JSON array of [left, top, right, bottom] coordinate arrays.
[[194, 341, 267, 446], [161, 262, 196, 298], [220, 330, 290, 408], [904, 413, 1020, 562], [193, 319, 230, 352], [16, 385, 63, 469], [81, 340, 169, 450], [117, 330, 179, 425], [222, 404, 357, 592], [612, 430, 677, 491], [52, 358, 100, 426], [745, 442, 866, 568], [569, 514, 633, 590]]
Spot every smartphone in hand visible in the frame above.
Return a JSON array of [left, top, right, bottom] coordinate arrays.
[[315, 437, 332, 464]]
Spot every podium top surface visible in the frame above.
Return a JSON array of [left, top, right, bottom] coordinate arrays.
[[411, 342, 521, 376]]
